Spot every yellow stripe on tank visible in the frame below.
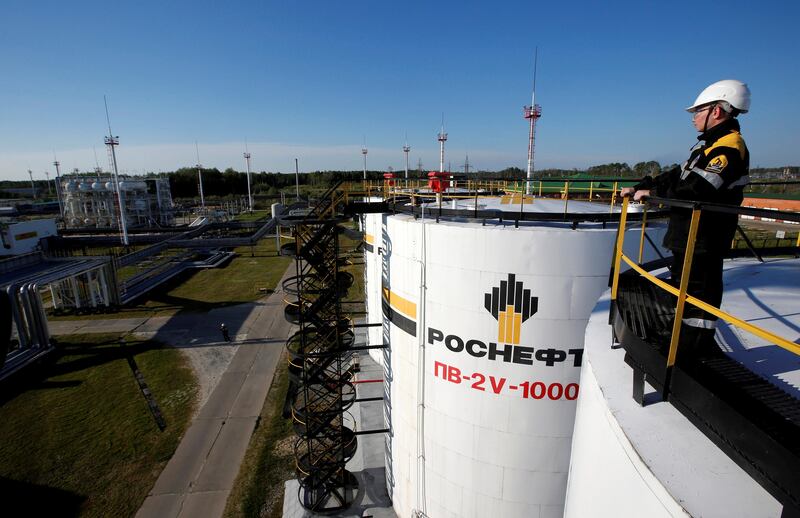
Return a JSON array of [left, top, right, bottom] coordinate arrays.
[[382, 287, 417, 320]]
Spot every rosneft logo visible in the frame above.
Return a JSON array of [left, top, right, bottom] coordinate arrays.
[[484, 274, 538, 344]]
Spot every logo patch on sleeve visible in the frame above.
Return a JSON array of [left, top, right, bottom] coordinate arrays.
[[705, 155, 728, 173]]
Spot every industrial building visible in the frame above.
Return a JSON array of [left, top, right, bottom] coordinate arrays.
[[0, 219, 58, 256]]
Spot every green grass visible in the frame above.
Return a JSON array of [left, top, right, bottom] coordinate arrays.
[[0, 333, 198, 518], [744, 191, 800, 200], [732, 227, 800, 249], [233, 210, 270, 222], [167, 239, 290, 307]]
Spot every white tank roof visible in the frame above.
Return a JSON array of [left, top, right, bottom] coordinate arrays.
[[419, 195, 646, 215], [565, 257, 800, 517]]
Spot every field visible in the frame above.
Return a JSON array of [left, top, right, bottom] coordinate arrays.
[[0, 333, 197, 517]]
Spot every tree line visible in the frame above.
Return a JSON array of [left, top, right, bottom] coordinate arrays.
[[3, 163, 797, 201]]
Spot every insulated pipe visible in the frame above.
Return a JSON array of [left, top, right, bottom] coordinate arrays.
[[30, 283, 49, 347], [8, 284, 26, 349], [86, 272, 97, 308], [19, 284, 36, 348], [98, 268, 111, 307], [23, 283, 42, 349], [70, 277, 81, 309], [50, 285, 60, 311]]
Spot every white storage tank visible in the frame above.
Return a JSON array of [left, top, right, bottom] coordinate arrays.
[[373, 197, 667, 518]]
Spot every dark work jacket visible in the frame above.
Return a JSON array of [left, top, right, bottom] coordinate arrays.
[[635, 118, 749, 253]]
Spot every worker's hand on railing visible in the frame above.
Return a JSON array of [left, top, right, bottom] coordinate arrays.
[[620, 187, 650, 202]]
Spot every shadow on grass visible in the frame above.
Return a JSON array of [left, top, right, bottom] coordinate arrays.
[[50, 340, 160, 377], [0, 338, 161, 406], [0, 476, 85, 517], [135, 291, 252, 313]]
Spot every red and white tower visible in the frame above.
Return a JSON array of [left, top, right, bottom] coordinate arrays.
[[524, 49, 542, 195]]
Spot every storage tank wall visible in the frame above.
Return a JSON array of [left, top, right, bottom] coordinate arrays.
[[383, 215, 667, 518], [363, 212, 385, 364]]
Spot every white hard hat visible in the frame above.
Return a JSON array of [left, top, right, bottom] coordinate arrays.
[[686, 79, 751, 114]]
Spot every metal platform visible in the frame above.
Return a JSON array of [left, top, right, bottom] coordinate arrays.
[[613, 259, 800, 516]]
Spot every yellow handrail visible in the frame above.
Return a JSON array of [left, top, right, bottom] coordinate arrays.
[[610, 196, 630, 301], [637, 210, 648, 264], [619, 255, 800, 356], [611, 195, 799, 365], [666, 208, 701, 368]]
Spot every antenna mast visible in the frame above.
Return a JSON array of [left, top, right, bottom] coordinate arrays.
[[437, 114, 448, 173], [104, 95, 129, 245], [523, 48, 543, 195]]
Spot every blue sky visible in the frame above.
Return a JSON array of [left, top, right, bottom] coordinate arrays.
[[1, 0, 798, 180]]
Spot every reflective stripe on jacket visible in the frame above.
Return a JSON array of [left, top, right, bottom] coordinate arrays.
[[635, 118, 749, 252]]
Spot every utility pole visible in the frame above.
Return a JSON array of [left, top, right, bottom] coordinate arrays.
[[361, 139, 368, 180], [403, 139, 411, 179], [195, 142, 205, 209], [294, 158, 300, 200], [244, 147, 253, 212], [104, 95, 128, 246], [28, 170, 36, 199], [53, 158, 64, 218]]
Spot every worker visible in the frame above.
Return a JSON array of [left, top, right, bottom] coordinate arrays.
[[220, 323, 231, 342], [621, 79, 751, 359]]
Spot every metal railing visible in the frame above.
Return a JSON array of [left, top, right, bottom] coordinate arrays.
[[610, 195, 800, 398], [352, 177, 630, 204]]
